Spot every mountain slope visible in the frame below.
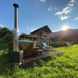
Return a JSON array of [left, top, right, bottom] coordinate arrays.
[[49, 29, 78, 41]]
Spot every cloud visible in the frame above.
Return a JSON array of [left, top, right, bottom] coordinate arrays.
[[0, 24, 13, 30], [48, 6, 57, 12], [68, 3, 74, 7], [48, 7, 57, 12], [48, 7, 52, 11], [0, 24, 4, 27], [55, 0, 75, 20], [63, 7, 72, 14], [55, 7, 72, 15], [30, 28, 37, 32], [40, 0, 46, 3], [60, 15, 70, 20], [68, 0, 75, 6], [70, 0, 75, 3], [55, 6, 71, 20], [75, 17, 78, 21]]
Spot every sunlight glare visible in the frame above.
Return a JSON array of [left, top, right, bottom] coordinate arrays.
[[61, 25, 70, 31]]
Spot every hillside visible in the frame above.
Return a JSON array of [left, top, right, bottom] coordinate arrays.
[[49, 29, 78, 41]]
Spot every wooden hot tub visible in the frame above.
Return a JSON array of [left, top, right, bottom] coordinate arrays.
[[19, 40, 38, 58]]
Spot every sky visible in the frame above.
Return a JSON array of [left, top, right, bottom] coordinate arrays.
[[0, 0, 78, 34]]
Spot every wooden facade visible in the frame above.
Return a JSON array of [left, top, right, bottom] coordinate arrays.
[[31, 25, 52, 43], [31, 25, 52, 36]]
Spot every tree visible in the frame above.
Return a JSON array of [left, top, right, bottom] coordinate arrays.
[[0, 27, 13, 50], [0, 27, 13, 41], [19, 33, 27, 40]]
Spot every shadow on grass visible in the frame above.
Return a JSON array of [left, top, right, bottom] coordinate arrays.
[[0, 53, 16, 77]]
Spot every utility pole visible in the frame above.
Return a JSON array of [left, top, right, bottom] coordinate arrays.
[[13, 3, 19, 52]]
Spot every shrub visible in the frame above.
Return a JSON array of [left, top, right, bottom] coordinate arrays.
[[48, 41, 69, 47]]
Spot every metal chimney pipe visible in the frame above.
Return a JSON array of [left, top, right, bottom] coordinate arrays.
[[13, 3, 19, 52]]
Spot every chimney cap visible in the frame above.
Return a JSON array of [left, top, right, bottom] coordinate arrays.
[[13, 3, 19, 8]]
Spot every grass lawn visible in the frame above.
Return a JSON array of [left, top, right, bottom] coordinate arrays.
[[0, 44, 78, 78]]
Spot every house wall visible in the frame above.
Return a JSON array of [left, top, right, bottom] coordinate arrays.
[[31, 30, 51, 45]]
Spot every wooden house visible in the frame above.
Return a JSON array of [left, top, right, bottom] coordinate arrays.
[[31, 25, 52, 44], [31, 25, 52, 35], [19, 25, 52, 46]]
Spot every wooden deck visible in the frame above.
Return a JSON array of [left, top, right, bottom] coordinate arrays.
[[21, 52, 49, 66], [20, 50, 63, 67]]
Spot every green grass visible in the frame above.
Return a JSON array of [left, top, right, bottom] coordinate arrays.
[[0, 44, 78, 78]]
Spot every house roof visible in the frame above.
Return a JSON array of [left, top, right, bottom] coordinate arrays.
[[24, 35, 37, 38], [31, 25, 52, 34], [19, 34, 37, 39]]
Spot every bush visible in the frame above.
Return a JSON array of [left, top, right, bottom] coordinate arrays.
[[48, 41, 69, 47]]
